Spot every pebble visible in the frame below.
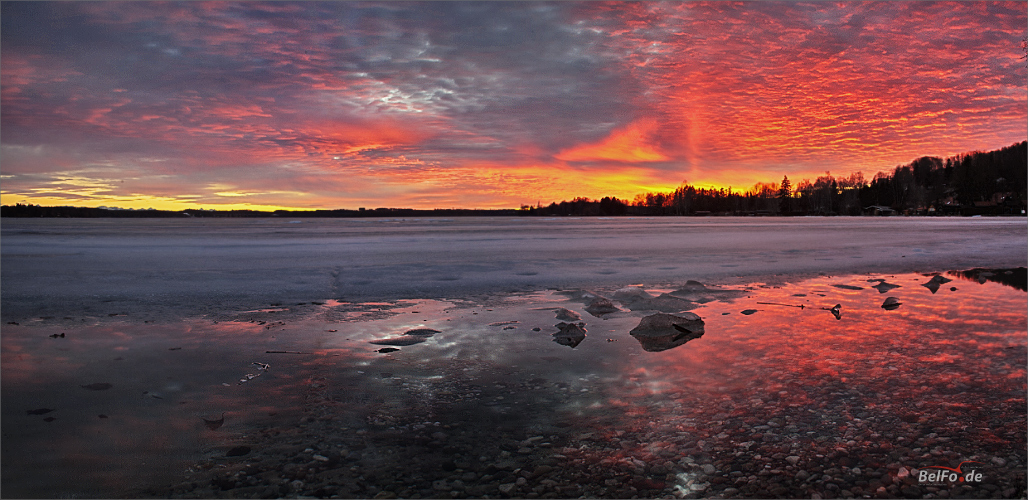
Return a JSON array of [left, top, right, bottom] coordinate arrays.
[[498, 482, 516, 495], [990, 457, 1006, 466], [702, 464, 716, 475], [785, 455, 800, 465]]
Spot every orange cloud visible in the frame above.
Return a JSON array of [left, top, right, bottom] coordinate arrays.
[[311, 120, 430, 158], [556, 119, 670, 163]]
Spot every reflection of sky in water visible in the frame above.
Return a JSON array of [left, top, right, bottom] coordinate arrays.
[[2, 272, 1025, 498]]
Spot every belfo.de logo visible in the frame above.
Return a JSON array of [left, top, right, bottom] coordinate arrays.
[[917, 461, 984, 485]]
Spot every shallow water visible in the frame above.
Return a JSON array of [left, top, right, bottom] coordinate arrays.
[[2, 270, 1025, 498]]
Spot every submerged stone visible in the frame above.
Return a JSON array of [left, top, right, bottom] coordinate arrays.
[[668, 281, 746, 302], [404, 328, 440, 336], [225, 446, 251, 457], [370, 337, 427, 346]]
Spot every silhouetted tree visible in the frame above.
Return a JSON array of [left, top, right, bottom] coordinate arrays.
[[778, 175, 792, 215]]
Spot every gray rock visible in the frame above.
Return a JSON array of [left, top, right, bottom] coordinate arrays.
[[553, 308, 581, 322], [498, 482, 517, 495], [629, 312, 705, 352], [702, 464, 716, 475], [627, 293, 698, 313], [612, 287, 653, 303], [584, 297, 620, 317], [552, 322, 587, 348]]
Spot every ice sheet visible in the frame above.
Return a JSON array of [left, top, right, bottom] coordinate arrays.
[[2, 217, 1025, 322]]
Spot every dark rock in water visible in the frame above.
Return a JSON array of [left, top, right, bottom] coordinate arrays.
[[872, 282, 901, 293], [370, 337, 426, 346], [27, 408, 55, 415], [377, 347, 399, 353], [612, 286, 653, 304], [677, 280, 708, 291], [740, 309, 758, 315], [552, 322, 587, 348], [49, 333, 65, 338], [629, 312, 705, 352], [404, 328, 440, 336], [829, 304, 842, 320], [832, 284, 864, 290], [553, 307, 581, 322], [881, 297, 902, 310], [922, 275, 953, 293], [81, 383, 112, 391], [226, 446, 251, 457], [43, 417, 55, 422], [668, 281, 746, 303], [584, 298, 619, 317], [98, 414, 109, 419], [627, 293, 698, 313]]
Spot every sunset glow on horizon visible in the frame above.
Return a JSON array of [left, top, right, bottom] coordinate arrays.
[[2, 1, 1025, 211]]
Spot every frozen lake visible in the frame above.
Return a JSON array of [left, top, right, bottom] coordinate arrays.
[[2, 216, 1025, 322]]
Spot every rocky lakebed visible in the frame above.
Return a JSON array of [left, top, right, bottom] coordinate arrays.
[[3, 269, 1026, 499]]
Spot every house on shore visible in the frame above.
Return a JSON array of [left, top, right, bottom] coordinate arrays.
[[863, 205, 897, 216]]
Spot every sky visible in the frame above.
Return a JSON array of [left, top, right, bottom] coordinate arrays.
[[2, 1, 1026, 211]]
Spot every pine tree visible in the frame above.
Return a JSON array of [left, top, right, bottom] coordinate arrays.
[[778, 175, 792, 215]]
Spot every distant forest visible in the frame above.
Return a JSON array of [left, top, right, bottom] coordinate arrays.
[[522, 141, 1027, 216], [3, 141, 1025, 218]]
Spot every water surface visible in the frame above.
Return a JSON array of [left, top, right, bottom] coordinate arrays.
[[2, 269, 1024, 498]]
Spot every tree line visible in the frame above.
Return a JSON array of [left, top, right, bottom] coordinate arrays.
[[520, 141, 1027, 216], [4, 142, 1024, 218]]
